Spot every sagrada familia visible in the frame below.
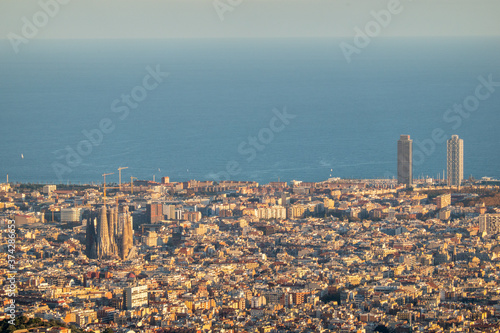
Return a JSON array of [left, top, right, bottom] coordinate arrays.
[[85, 205, 134, 260]]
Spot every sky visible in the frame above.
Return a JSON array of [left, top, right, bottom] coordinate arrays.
[[0, 0, 499, 40]]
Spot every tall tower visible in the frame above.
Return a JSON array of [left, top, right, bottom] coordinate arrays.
[[96, 205, 112, 259], [86, 205, 134, 260], [397, 135, 413, 187], [447, 135, 463, 188], [85, 211, 98, 259], [120, 206, 133, 260], [108, 206, 119, 254]]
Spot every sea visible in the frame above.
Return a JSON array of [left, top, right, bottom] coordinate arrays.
[[0, 37, 499, 185]]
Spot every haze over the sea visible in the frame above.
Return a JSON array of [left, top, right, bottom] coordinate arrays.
[[1, 37, 499, 184]]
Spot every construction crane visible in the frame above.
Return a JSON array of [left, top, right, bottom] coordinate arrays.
[[102, 173, 114, 202], [130, 177, 137, 194], [118, 167, 128, 191]]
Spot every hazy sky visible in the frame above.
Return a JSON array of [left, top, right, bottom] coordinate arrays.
[[1, 0, 499, 39]]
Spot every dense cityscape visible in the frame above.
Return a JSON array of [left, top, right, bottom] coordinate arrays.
[[1, 135, 500, 333], [3, 0, 500, 332]]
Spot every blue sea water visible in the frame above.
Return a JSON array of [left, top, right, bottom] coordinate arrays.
[[0, 37, 499, 184]]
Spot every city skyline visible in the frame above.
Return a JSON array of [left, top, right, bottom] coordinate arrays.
[[1, 1, 500, 332]]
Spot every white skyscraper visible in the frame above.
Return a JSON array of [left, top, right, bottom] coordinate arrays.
[[447, 135, 463, 188]]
